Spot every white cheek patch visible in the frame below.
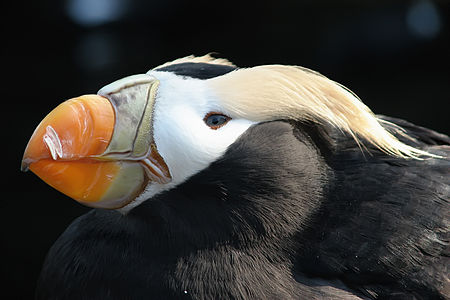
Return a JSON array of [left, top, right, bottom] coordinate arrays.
[[118, 71, 256, 213]]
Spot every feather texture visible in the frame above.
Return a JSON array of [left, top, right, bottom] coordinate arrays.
[[208, 65, 438, 159]]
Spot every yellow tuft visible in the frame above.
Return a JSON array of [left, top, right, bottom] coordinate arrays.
[[208, 65, 437, 159]]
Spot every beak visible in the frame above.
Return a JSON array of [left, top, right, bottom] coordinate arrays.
[[21, 74, 171, 209]]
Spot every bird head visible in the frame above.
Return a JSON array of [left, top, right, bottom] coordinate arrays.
[[21, 55, 431, 210]]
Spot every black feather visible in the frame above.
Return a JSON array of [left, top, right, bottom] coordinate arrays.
[[154, 62, 237, 79], [36, 119, 449, 299]]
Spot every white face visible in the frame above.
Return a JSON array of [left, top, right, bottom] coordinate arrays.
[[120, 71, 256, 212]]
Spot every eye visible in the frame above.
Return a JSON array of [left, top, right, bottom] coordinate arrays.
[[203, 112, 231, 130]]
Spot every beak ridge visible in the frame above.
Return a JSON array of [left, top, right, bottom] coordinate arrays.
[[98, 74, 160, 159]]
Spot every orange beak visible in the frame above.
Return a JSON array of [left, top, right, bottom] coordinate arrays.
[[21, 74, 171, 209]]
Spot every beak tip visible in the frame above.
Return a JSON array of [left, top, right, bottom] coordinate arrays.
[[20, 161, 29, 172], [21, 152, 31, 172]]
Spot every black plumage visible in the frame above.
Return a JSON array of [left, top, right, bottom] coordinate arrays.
[[36, 117, 449, 299], [155, 62, 237, 79]]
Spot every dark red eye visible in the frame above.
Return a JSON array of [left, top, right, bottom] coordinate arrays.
[[203, 112, 231, 130]]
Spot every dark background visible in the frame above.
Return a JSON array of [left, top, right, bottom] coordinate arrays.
[[2, 0, 449, 298]]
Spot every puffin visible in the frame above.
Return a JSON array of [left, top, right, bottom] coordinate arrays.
[[22, 55, 449, 299]]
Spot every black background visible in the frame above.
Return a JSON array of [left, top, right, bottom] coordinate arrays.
[[2, 0, 449, 298]]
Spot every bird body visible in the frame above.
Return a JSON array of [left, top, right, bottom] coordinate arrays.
[[23, 55, 449, 299]]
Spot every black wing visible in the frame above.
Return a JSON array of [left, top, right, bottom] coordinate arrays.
[[294, 117, 449, 299]]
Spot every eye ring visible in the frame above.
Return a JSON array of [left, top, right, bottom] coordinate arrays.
[[203, 112, 231, 130]]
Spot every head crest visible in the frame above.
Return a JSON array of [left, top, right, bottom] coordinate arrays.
[[208, 65, 435, 159], [156, 54, 236, 69]]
